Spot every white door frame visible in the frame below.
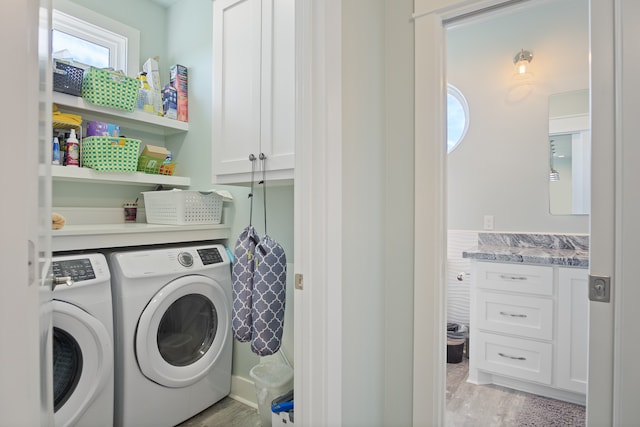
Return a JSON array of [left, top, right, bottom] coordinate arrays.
[[1, 0, 53, 425], [413, 0, 617, 425], [294, 0, 343, 426], [611, 0, 640, 424]]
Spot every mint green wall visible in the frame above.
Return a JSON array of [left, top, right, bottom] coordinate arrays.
[[447, 0, 589, 233], [60, 0, 294, 385]]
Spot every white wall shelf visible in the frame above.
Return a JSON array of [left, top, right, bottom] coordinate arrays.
[[51, 207, 233, 252], [53, 92, 189, 135], [52, 165, 190, 187], [52, 223, 231, 252]]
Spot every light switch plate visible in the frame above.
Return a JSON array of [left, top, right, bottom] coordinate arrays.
[[483, 215, 494, 230]]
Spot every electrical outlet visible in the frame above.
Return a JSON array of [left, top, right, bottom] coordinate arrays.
[[483, 215, 494, 230]]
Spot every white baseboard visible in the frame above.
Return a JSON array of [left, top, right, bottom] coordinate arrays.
[[229, 375, 258, 409]]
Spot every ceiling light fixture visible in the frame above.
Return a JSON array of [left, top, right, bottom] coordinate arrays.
[[514, 49, 533, 74]]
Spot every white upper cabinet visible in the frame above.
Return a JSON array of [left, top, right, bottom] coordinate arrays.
[[212, 0, 295, 184]]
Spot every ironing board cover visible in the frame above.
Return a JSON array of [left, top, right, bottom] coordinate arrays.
[[232, 225, 259, 342], [250, 235, 287, 356]]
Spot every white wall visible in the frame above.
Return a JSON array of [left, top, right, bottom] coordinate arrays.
[[341, 1, 385, 424], [341, 0, 416, 425], [446, 0, 589, 233], [382, 0, 415, 425]]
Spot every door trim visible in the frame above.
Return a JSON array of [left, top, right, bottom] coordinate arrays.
[[294, 0, 343, 425], [413, 0, 616, 424]]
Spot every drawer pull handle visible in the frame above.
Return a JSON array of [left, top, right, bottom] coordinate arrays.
[[499, 275, 528, 281], [498, 352, 527, 361], [499, 311, 527, 318]]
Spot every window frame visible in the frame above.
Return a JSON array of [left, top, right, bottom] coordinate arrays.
[[447, 83, 470, 154], [52, 0, 140, 77]]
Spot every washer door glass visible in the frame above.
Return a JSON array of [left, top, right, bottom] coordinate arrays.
[[53, 327, 83, 411], [136, 275, 230, 388], [157, 294, 218, 366]]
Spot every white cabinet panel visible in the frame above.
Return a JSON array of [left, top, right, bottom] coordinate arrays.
[[556, 268, 589, 394], [476, 262, 553, 295], [212, 0, 295, 183], [476, 332, 553, 384], [213, 0, 262, 177], [477, 291, 553, 340], [470, 261, 588, 402]]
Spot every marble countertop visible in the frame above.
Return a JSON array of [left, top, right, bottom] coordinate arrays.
[[462, 245, 589, 268]]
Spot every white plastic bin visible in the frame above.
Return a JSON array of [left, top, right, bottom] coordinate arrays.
[[249, 362, 293, 427]]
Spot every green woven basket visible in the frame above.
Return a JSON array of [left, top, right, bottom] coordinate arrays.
[[81, 136, 141, 172], [82, 68, 138, 112]]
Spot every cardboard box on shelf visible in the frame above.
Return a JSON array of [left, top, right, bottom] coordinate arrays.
[[86, 121, 120, 137], [141, 144, 168, 160], [170, 64, 188, 122]]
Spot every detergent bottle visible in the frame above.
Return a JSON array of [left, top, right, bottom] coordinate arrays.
[[66, 129, 79, 167]]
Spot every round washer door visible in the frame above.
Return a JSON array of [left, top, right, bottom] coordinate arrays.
[[52, 300, 113, 426], [136, 275, 230, 388]]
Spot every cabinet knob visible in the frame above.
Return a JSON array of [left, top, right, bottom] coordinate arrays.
[[249, 154, 256, 161]]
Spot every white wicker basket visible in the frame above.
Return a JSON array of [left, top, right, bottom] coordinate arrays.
[[142, 190, 223, 225]]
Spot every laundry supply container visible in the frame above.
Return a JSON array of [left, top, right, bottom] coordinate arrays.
[[250, 361, 293, 427], [447, 322, 468, 364]]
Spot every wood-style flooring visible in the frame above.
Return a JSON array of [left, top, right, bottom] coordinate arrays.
[[177, 397, 261, 427], [447, 359, 528, 426], [177, 357, 582, 427]]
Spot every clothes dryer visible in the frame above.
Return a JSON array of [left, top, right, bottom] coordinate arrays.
[[52, 253, 114, 427], [108, 244, 232, 427]]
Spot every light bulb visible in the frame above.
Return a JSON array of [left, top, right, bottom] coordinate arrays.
[[517, 61, 527, 74]]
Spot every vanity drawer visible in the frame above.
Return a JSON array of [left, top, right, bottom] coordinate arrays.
[[476, 331, 552, 384], [475, 262, 553, 296], [476, 291, 553, 340]]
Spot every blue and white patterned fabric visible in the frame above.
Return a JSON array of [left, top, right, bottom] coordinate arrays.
[[250, 236, 287, 356], [232, 225, 259, 342]]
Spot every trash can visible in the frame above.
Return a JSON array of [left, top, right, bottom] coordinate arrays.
[[271, 389, 294, 425], [447, 323, 468, 364], [250, 362, 294, 427]]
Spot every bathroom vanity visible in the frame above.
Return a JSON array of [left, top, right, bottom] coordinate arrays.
[[463, 233, 588, 405]]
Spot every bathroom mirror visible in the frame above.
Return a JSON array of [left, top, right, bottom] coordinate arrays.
[[548, 89, 590, 215]]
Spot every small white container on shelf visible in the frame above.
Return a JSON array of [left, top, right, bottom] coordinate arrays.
[[142, 189, 224, 225]]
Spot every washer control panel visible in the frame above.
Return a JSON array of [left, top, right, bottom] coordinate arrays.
[[52, 257, 103, 282], [197, 247, 223, 265]]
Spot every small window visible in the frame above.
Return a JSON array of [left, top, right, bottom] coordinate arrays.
[[51, 4, 140, 77], [447, 84, 469, 153], [52, 28, 111, 69]]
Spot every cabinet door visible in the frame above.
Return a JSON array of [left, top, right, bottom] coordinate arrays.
[[476, 331, 553, 384], [212, 0, 295, 182], [476, 262, 553, 296], [476, 290, 553, 340], [262, 0, 295, 173], [213, 0, 262, 176], [556, 268, 588, 394]]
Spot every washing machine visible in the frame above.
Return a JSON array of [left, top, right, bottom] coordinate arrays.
[[108, 244, 233, 427], [51, 253, 114, 427]]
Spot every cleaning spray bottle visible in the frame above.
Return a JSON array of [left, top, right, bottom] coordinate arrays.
[[66, 129, 79, 167], [52, 137, 60, 165]]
